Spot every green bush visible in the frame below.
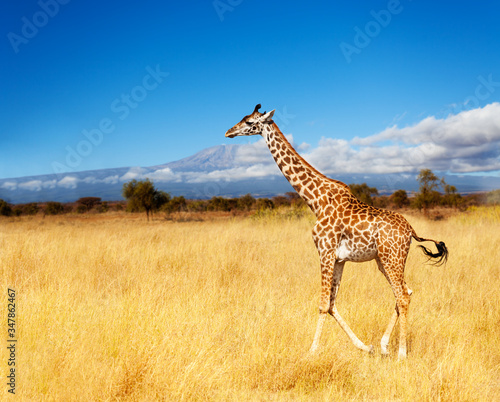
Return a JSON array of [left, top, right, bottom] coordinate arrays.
[[45, 202, 64, 215], [0, 199, 13, 216]]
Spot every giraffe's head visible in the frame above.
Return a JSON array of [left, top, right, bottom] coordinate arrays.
[[225, 104, 275, 138]]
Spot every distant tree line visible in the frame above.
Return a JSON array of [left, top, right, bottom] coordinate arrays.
[[1, 170, 499, 218], [120, 178, 306, 220], [348, 169, 465, 212], [0, 198, 123, 217]]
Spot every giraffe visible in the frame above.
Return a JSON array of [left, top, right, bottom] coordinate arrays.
[[225, 104, 448, 358]]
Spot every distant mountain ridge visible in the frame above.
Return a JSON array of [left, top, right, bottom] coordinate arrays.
[[1, 144, 499, 204], [153, 144, 241, 172], [0, 144, 253, 203]]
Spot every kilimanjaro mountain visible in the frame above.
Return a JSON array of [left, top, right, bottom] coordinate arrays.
[[1, 144, 499, 204]]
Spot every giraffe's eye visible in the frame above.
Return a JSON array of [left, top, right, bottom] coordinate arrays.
[[245, 121, 253, 125]]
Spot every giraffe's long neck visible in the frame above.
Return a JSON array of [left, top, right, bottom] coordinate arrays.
[[263, 123, 342, 215]]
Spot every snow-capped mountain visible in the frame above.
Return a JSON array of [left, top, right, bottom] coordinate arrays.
[[1, 143, 499, 204], [152, 144, 241, 172], [0, 144, 278, 203]]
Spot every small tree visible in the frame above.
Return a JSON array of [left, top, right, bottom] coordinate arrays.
[[22, 203, 39, 215], [98, 201, 109, 213], [122, 179, 170, 220], [373, 195, 389, 209], [256, 198, 274, 210], [187, 200, 207, 212], [391, 189, 410, 209], [77, 197, 102, 212], [271, 195, 289, 208], [486, 189, 500, 204], [0, 199, 12, 216], [442, 184, 462, 209], [163, 196, 187, 214], [45, 202, 64, 215], [349, 183, 379, 206], [76, 205, 87, 214], [414, 169, 441, 213], [237, 194, 255, 211], [12, 208, 22, 217], [286, 191, 306, 208], [207, 196, 230, 212]]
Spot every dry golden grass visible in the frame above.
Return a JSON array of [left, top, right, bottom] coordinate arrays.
[[1, 208, 499, 401]]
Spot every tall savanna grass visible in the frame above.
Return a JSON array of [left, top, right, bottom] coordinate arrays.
[[1, 208, 499, 400]]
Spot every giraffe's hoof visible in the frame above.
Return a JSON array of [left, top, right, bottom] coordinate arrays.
[[397, 350, 408, 359], [304, 346, 319, 359]]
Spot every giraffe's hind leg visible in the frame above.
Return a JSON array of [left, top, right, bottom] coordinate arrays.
[[380, 287, 413, 355], [395, 286, 411, 358], [376, 257, 412, 358], [376, 258, 399, 355]]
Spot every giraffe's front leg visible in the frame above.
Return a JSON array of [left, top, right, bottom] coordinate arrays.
[[328, 260, 374, 354], [308, 253, 373, 355], [381, 306, 398, 356], [308, 271, 333, 354], [308, 311, 327, 355], [307, 250, 336, 355]]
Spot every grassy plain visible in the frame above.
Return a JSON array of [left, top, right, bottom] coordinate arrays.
[[1, 207, 499, 400]]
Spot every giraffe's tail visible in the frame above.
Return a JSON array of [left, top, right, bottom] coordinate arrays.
[[412, 230, 449, 266]]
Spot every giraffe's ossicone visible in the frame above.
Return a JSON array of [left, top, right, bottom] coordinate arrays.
[[225, 104, 448, 358]]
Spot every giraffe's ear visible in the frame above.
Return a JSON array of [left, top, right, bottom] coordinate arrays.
[[262, 109, 275, 122]]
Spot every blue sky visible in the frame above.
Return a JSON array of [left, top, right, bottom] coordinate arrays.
[[1, 0, 500, 179]]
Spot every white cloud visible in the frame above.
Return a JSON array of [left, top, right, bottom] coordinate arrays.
[[42, 180, 57, 189], [19, 180, 43, 191], [80, 175, 120, 185], [82, 176, 96, 184], [58, 176, 78, 189], [185, 104, 500, 181], [235, 138, 271, 164], [115, 167, 182, 183], [185, 163, 281, 183], [308, 103, 500, 175], [7, 179, 57, 192], [148, 168, 182, 182], [297, 142, 311, 151], [120, 167, 148, 181], [1, 181, 17, 191], [233, 135, 298, 165], [102, 175, 119, 184], [355, 102, 500, 147]]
